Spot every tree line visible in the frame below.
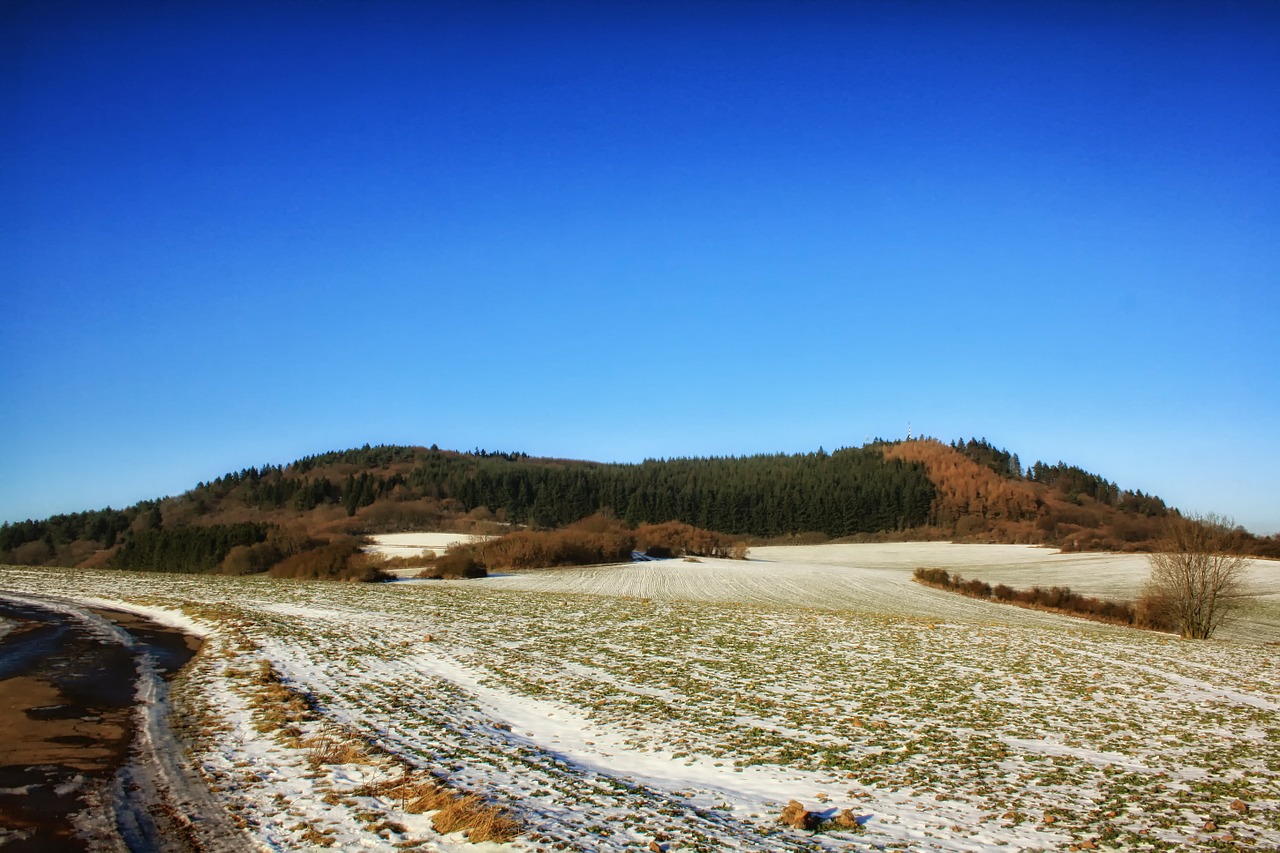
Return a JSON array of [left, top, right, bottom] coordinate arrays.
[[0, 504, 154, 563], [107, 522, 270, 573], [414, 446, 936, 536], [1027, 460, 1168, 516], [7, 439, 1277, 572], [175, 445, 937, 536], [952, 436, 1169, 517]]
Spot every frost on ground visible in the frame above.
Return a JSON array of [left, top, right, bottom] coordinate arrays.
[[2, 543, 1278, 851]]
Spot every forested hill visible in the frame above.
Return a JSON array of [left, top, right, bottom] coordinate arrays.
[[3, 439, 1277, 571]]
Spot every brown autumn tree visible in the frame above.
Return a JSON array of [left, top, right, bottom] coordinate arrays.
[[883, 440, 1040, 530], [1145, 513, 1249, 639]]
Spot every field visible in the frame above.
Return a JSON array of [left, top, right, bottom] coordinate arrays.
[[2, 543, 1278, 851]]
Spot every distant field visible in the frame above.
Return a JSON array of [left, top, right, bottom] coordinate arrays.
[[365, 532, 485, 574], [367, 531, 483, 556], [2, 543, 1277, 851], [488, 543, 1280, 644]]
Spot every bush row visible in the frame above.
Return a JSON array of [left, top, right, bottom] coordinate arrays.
[[217, 529, 391, 582], [430, 514, 748, 574], [266, 536, 391, 582], [912, 567, 1175, 630]]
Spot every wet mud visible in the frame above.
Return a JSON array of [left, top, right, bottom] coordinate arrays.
[[0, 597, 201, 851]]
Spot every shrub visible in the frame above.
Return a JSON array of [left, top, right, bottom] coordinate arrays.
[[913, 567, 1148, 629], [421, 550, 487, 579], [352, 498, 445, 532], [9, 539, 54, 566], [220, 541, 282, 575], [268, 536, 391, 582], [1041, 586, 1071, 609], [1135, 589, 1177, 631], [478, 528, 632, 570], [913, 567, 952, 587], [1147, 513, 1250, 639], [635, 521, 739, 558], [434, 515, 749, 572]]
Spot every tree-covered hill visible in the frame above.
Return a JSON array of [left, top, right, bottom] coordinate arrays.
[[885, 438, 1189, 552], [4, 439, 1277, 572], [170, 442, 938, 540]]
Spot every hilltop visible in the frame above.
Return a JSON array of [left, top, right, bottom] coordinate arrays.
[[3, 438, 1277, 573]]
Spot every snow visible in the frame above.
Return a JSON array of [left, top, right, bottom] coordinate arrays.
[[2, 543, 1278, 851], [367, 532, 487, 558], [366, 533, 493, 577]]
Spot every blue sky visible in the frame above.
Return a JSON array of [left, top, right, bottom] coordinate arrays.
[[3, 1, 1278, 534]]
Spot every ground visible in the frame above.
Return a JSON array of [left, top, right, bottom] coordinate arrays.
[[1, 542, 1277, 851]]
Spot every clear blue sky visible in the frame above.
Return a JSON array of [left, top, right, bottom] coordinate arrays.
[[3, 1, 1278, 534]]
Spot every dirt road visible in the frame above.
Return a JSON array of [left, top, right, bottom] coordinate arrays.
[[0, 595, 247, 852]]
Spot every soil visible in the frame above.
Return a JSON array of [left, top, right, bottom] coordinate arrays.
[[0, 596, 226, 851]]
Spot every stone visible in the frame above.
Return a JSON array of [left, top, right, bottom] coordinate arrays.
[[1231, 799, 1249, 813]]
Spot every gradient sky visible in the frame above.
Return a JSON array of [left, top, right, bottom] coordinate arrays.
[[3, 1, 1278, 534]]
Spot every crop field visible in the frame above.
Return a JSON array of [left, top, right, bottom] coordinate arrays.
[[2, 543, 1278, 851]]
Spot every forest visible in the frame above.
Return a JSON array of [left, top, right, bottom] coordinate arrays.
[[165, 443, 937, 537], [3, 438, 1277, 573]]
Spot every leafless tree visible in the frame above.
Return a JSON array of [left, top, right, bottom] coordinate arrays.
[[1146, 513, 1249, 639]]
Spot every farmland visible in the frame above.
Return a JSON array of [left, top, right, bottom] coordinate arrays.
[[1, 543, 1277, 851]]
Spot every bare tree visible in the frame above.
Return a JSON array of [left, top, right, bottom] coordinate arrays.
[[1146, 513, 1249, 639]]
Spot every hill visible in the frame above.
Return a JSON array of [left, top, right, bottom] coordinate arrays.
[[884, 438, 1186, 552], [3, 438, 1277, 572]]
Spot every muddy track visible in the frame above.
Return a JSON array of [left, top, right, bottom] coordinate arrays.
[[0, 595, 251, 852]]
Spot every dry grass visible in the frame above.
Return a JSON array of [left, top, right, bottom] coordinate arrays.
[[303, 726, 372, 767], [376, 772, 521, 843], [296, 824, 336, 847], [233, 657, 521, 845], [244, 659, 319, 739], [431, 793, 522, 842]]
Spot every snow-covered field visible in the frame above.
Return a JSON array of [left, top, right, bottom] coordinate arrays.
[[365, 532, 488, 578], [367, 532, 484, 559], [2, 543, 1277, 851]]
